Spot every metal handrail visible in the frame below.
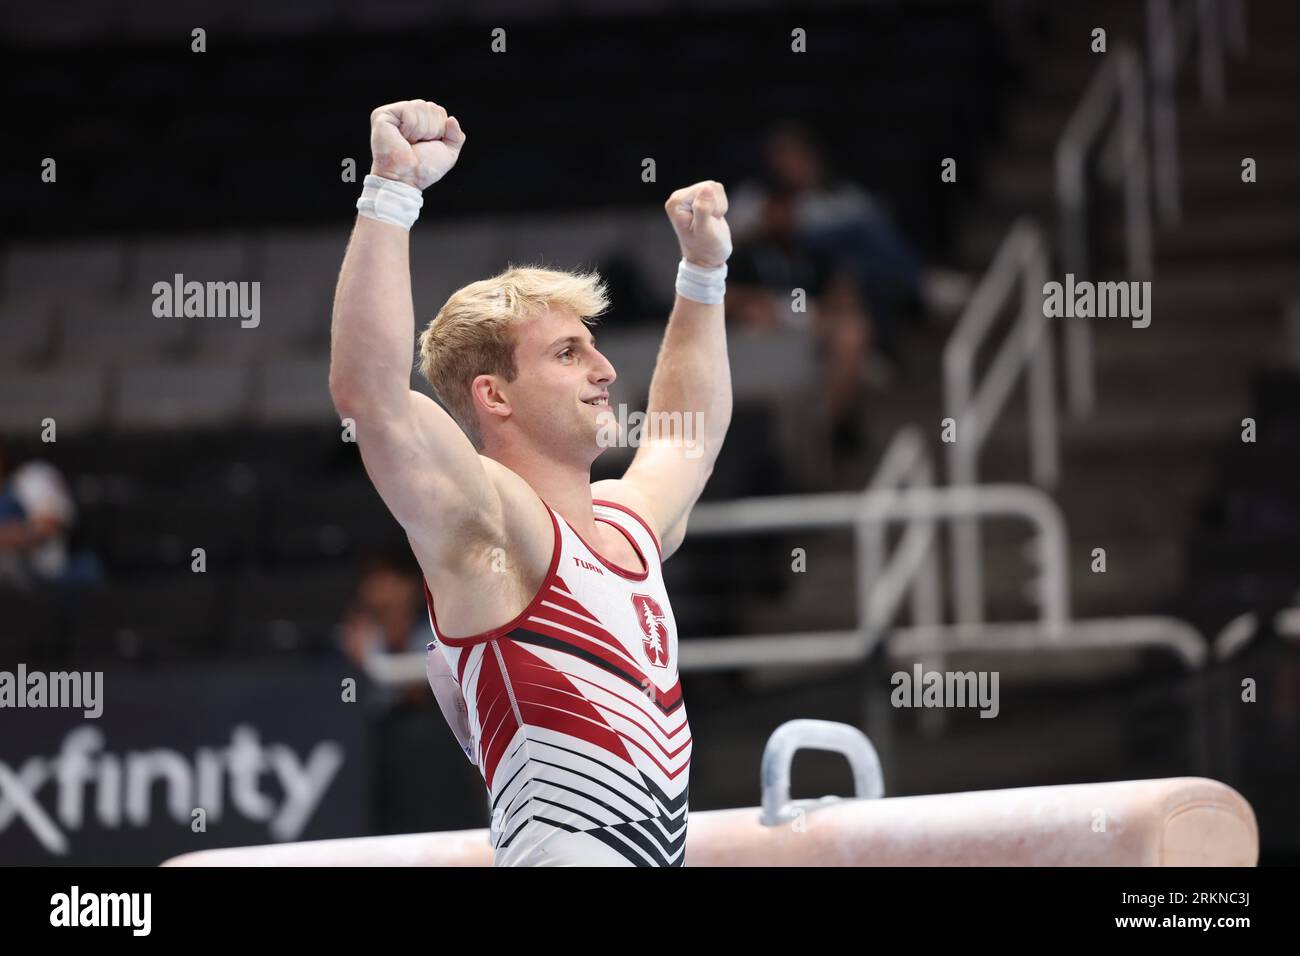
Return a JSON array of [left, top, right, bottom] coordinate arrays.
[[861, 427, 940, 636], [888, 617, 1208, 670], [1056, 43, 1153, 419], [684, 425, 941, 668], [943, 220, 1056, 626], [680, 481, 1069, 671], [1147, 0, 1246, 226]]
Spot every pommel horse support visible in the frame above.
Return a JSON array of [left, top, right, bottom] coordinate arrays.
[[163, 721, 1258, 867]]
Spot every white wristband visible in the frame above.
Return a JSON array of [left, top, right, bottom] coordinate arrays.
[[356, 174, 424, 230], [676, 258, 727, 305]]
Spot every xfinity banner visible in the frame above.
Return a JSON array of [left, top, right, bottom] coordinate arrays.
[[0, 663, 368, 865]]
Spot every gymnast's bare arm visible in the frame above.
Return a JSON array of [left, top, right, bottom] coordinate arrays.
[[593, 182, 735, 559], [329, 100, 550, 636]]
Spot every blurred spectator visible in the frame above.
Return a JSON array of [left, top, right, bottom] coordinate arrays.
[[0, 436, 85, 589], [731, 122, 972, 357], [339, 551, 433, 709], [727, 184, 875, 456]]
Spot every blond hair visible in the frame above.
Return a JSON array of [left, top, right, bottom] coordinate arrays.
[[418, 265, 610, 448]]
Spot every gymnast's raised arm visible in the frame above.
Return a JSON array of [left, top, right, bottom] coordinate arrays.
[[328, 100, 504, 567]]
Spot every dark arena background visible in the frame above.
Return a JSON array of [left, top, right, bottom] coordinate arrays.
[[0, 0, 1296, 905]]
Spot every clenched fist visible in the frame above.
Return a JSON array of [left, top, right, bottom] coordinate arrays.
[[665, 181, 732, 269], [369, 100, 466, 191]]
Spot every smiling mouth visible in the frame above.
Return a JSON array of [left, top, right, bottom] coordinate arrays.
[[582, 397, 609, 407]]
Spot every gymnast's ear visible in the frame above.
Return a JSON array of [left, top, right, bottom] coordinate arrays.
[[471, 373, 511, 420]]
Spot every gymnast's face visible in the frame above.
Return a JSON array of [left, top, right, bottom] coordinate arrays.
[[491, 308, 617, 461]]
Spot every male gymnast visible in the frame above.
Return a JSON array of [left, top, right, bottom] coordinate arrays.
[[330, 99, 733, 865]]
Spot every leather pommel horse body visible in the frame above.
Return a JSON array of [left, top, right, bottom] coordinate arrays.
[[164, 776, 1257, 867]]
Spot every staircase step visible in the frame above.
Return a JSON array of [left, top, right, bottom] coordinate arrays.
[[1004, 99, 1300, 152], [985, 146, 1300, 207], [981, 535, 1185, 617], [958, 194, 1300, 271], [989, 397, 1245, 454], [959, 205, 1300, 266], [736, 526, 1186, 629], [1027, 47, 1300, 100]]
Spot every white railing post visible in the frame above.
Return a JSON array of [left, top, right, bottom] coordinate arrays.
[[860, 427, 939, 640], [1119, 50, 1155, 280], [1056, 64, 1109, 419], [1057, 43, 1156, 419], [1024, 240, 1058, 488], [908, 451, 943, 633], [1149, 0, 1245, 228], [945, 222, 1056, 625]]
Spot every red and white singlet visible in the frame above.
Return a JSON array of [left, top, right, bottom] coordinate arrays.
[[424, 498, 691, 866]]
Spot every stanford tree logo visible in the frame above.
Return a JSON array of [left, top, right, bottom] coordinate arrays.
[[631, 594, 670, 668]]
